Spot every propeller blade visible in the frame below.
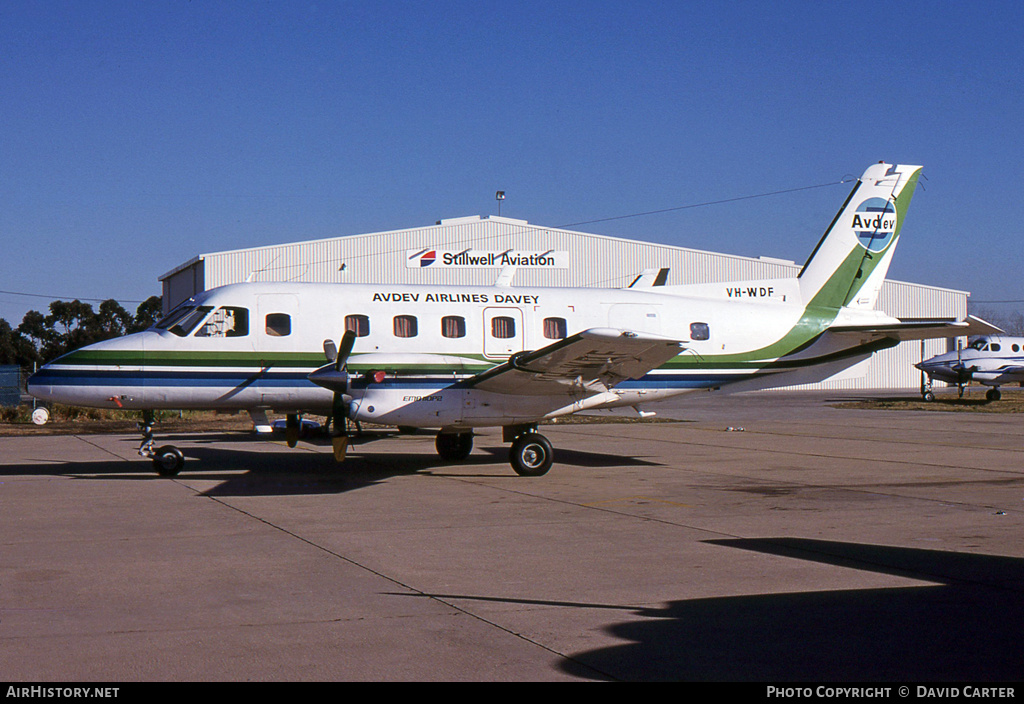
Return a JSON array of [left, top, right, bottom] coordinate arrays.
[[332, 435, 349, 461], [285, 413, 300, 448], [336, 329, 357, 370], [330, 389, 352, 463], [323, 339, 338, 364]]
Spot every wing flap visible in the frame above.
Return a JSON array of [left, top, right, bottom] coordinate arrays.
[[467, 328, 685, 396]]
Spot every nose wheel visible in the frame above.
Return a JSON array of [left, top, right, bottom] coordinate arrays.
[[150, 445, 185, 476], [138, 412, 185, 476]]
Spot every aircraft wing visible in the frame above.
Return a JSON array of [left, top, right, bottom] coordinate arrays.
[[465, 328, 685, 396], [828, 315, 1003, 342]]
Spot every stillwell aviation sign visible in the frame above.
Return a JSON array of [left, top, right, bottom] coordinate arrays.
[[407, 248, 568, 269]]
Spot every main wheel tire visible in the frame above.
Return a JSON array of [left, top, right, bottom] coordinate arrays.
[[923, 391, 935, 402], [435, 432, 474, 461], [986, 388, 1001, 401], [510, 433, 553, 477], [152, 445, 184, 477]]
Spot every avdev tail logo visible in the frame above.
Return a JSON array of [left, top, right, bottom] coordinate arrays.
[[851, 198, 897, 252]]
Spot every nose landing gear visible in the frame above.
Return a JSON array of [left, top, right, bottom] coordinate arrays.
[[138, 411, 185, 477]]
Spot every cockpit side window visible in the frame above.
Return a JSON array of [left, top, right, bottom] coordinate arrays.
[[194, 307, 249, 338]]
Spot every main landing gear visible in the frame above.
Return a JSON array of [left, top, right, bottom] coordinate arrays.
[[435, 431, 474, 461], [434, 425, 554, 476], [508, 431, 553, 477], [138, 411, 185, 477]]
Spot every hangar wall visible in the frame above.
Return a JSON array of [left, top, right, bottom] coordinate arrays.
[[159, 215, 968, 390]]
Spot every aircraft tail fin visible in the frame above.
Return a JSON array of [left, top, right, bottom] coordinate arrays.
[[798, 162, 922, 311]]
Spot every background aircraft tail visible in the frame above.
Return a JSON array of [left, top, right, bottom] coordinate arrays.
[[798, 162, 922, 311]]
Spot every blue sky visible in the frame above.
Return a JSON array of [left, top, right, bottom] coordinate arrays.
[[3, 0, 1023, 325]]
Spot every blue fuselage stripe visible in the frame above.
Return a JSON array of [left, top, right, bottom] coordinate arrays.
[[30, 367, 744, 391]]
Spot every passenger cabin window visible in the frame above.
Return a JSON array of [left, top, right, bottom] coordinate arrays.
[[442, 315, 466, 338], [1013, 344, 1020, 353], [266, 313, 291, 337], [393, 315, 418, 338], [492, 316, 516, 339], [195, 307, 249, 338], [690, 322, 710, 341], [345, 314, 370, 337], [990, 343, 1001, 352], [543, 317, 567, 340]]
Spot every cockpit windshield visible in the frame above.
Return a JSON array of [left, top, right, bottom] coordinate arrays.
[[968, 338, 990, 351], [153, 301, 194, 331], [155, 305, 214, 337], [153, 302, 249, 338]]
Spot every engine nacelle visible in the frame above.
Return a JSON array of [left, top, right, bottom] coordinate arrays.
[[349, 386, 464, 427]]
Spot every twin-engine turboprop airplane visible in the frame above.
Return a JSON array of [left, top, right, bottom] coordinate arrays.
[[916, 335, 1024, 401], [29, 162, 985, 476]]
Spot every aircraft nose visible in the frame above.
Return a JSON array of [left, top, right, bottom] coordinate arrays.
[[26, 364, 55, 402]]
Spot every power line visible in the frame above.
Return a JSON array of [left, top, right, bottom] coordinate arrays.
[[0, 289, 147, 304], [559, 179, 852, 228]]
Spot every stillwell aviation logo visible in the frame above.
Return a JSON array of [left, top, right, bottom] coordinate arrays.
[[407, 248, 568, 269], [850, 197, 897, 252]]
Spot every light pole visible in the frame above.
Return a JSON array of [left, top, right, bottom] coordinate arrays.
[[495, 190, 505, 216]]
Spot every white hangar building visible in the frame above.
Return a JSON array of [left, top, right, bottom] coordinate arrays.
[[159, 215, 968, 391]]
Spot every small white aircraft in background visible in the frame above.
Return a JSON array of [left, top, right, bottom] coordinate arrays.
[[917, 335, 1024, 401], [29, 162, 986, 477]]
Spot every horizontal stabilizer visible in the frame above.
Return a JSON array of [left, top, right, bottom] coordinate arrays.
[[828, 315, 1003, 342]]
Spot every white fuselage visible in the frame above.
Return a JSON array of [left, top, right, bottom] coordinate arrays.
[[29, 162, 932, 432], [27, 279, 885, 430]]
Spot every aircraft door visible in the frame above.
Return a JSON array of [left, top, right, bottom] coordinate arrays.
[[483, 307, 524, 359]]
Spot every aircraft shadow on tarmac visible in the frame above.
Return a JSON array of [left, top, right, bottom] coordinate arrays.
[[0, 431, 662, 497], [413, 538, 1024, 681]]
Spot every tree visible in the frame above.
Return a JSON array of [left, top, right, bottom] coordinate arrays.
[[0, 318, 39, 367], [9, 294, 163, 367], [131, 296, 163, 333], [96, 299, 134, 338], [17, 310, 52, 362], [42, 300, 98, 360]]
